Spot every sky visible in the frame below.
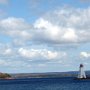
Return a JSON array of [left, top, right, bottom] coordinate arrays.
[[0, 0, 90, 73]]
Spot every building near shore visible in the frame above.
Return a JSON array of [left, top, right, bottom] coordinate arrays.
[[78, 64, 86, 79]]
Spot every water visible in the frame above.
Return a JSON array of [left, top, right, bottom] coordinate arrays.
[[0, 77, 90, 90]]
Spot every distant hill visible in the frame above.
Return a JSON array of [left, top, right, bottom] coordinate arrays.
[[10, 71, 90, 79], [10, 71, 76, 78]]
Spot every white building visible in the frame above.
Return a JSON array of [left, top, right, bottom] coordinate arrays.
[[78, 64, 86, 79]]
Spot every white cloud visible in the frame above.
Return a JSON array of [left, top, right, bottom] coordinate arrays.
[[34, 18, 75, 43], [33, 7, 90, 44], [0, 46, 14, 56], [3, 48, 12, 55], [62, 28, 78, 43], [18, 48, 67, 60], [34, 18, 61, 41], [34, 18, 78, 44], [0, 17, 32, 46], [1, 6, 90, 47], [0, 17, 31, 30], [0, 7, 90, 71], [80, 52, 90, 58]]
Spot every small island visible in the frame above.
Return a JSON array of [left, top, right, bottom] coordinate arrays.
[[0, 72, 12, 79]]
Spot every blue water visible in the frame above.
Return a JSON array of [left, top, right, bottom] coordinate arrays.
[[0, 77, 90, 90]]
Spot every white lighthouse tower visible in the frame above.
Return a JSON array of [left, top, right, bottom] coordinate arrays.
[[78, 64, 86, 79]]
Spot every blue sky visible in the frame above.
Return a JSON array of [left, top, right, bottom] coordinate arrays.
[[0, 0, 90, 73]]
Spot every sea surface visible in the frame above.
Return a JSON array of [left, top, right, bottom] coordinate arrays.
[[0, 77, 90, 90]]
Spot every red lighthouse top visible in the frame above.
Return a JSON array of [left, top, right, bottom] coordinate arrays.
[[80, 64, 83, 68]]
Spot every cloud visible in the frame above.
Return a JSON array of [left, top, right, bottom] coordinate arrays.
[[0, 17, 31, 31], [0, 7, 90, 50], [0, 7, 89, 60], [62, 28, 78, 43], [0, 46, 13, 56], [80, 52, 90, 58], [1, 6, 90, 47], [34, 18, 78, 44], [0, 17, 32, 46], [3, 48, 12, 55], [0, 42, 68, 70], [0, 7, 90, 71], [18, 48, 67, 61], [0, 45, 32, 69], [33, 7, 90, 44]]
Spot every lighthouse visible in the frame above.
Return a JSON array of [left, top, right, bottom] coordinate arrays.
[[78, 64, 86, 79]]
